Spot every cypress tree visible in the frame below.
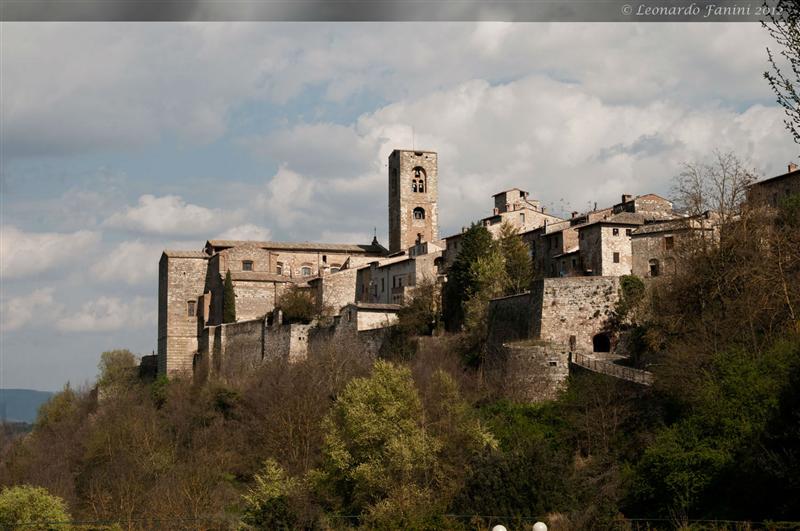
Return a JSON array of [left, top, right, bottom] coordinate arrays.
[[223, 269, 236, 323]]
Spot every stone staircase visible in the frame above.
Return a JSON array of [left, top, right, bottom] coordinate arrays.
[[570, 351, 654, 386]]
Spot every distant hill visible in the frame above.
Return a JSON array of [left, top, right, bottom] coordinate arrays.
[[0, 389, 53, 424]]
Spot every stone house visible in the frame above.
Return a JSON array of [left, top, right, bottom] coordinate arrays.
[[442, 189, 563, 270], [748, 163, 800, 208], [630, 212, 716, 278], [356, 241, 444, 305]]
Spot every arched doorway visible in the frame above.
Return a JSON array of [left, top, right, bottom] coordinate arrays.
[[592, 333, 611, 353]]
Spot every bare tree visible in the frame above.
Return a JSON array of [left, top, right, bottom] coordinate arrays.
[[764, 0, 800, 148], [672, 150, 758, 223]]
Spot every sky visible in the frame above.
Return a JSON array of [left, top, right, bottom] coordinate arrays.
[[1, 21, 797, 391]]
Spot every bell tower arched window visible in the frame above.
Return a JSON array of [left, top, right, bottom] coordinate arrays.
[[413, 207, 426, 220], [412, 167, 426, 193]]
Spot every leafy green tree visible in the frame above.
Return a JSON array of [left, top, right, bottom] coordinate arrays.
[[241, 459, 299, 529], [223, 269, 236, 323], [397, 277, 441, 337], [443, 223, 493, 331], [0, 485, 71, 530], [498, 221, 533, 295], [313, 360, 439, 516]]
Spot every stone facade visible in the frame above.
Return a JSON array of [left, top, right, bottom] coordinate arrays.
[[748, 164, 800, 208], [159, 239, 386, 376], [389, 150, 439, 253], [158, 251, 209, 376], [630, 213, 716, 278], [487, 276, 620, 355], [356, 242, 443, 305], [485, 340, 570, 402]]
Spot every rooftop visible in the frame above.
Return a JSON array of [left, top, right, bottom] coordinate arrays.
[[205, 239, 387, 255]]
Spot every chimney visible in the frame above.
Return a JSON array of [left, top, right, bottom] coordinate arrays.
[[571, 211, 578, 219], [789, 162, 798, 173], [622, 194, 633, 203], [493, 207, 499, 215], [541, 207, 547, 214]]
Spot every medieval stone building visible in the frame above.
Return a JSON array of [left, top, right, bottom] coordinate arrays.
[[157, 147, 799, 390]]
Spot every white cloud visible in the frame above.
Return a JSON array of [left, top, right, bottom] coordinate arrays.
[[0, 226, 100, 279], [91, 240, 159, 285], [253, 166, 315, 229], [215, 224, 273, 241], [1, 288, 64, 331], [56, 296, 155, 332], [104, 194, 234, 236]]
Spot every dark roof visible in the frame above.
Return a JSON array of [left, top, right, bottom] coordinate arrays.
[[162, 250, 208, 259], [750, 167, 800, 187], [631, 215, 715, 236], [206, 239, 387, 255], [577, 212, 646, 228], [350, 302, 402, 311]]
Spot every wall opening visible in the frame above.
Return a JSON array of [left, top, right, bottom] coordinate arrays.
[[413, 207, 426, 220], [592, 333, 611, 353], [649, 258, 660, 277]]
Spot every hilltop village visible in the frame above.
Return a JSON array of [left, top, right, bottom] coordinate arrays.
[[155, 149, 800, 397]]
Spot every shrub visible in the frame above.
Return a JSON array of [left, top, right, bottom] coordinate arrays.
[[0, 485, 71, 530]]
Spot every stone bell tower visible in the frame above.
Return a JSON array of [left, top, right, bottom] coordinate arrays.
[[388, 149, 439, 254]]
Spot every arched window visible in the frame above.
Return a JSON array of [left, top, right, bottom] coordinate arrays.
[[412, 167, 426, 193], [301, 265, 312, 277], [413, 207, 425, 220], [649, 259, 660, 277], [593, 333, 611, 353]]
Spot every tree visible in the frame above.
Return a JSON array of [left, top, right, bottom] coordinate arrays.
[[672, 150, 757, 224], [241, 459, 299, 529], [498, 221, 533, 295], [0, 485, 71, 530], [223, 269, 236, 323], [764, 1, 800, 148], [97, 349, 138, 397], [275, 285, 315, 324], [442, 223, 493, 330]]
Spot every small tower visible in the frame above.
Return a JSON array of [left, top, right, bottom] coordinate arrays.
[[388, 149, 439, 253]]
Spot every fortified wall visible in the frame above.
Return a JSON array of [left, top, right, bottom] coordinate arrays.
[[195, 303, 400, 380], [486, 276, 621, 400], [488, 276, 620, 352]]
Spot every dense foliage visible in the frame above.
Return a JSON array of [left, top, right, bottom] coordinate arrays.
[[275, 285, 316, 324], [223, 269, 236, 324]]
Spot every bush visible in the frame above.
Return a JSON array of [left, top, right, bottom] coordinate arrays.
[[275, 286, 315, 324]]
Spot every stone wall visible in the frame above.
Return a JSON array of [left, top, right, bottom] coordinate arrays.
[[312, 267, 359, 316], [538, 276, 619, 353], [487, 292, 534, 347], [196, 319, 264, 380], [264, 322, 313, 363], [485, 340, 570, 402], [487, 277, 620, 354], [158, 252, 209, 376]]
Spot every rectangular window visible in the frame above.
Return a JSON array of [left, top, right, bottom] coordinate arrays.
[[242, 260, 253, 271], [613, 252, 620, 263], [626, 228, 632, 236], [187, 301, 196, 317], [665, 236, 674, 250], [519, 213, 525, 224], [276, 262, 283, 275], [381, 278, 385, 292], [612, 228, 620, 236]]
